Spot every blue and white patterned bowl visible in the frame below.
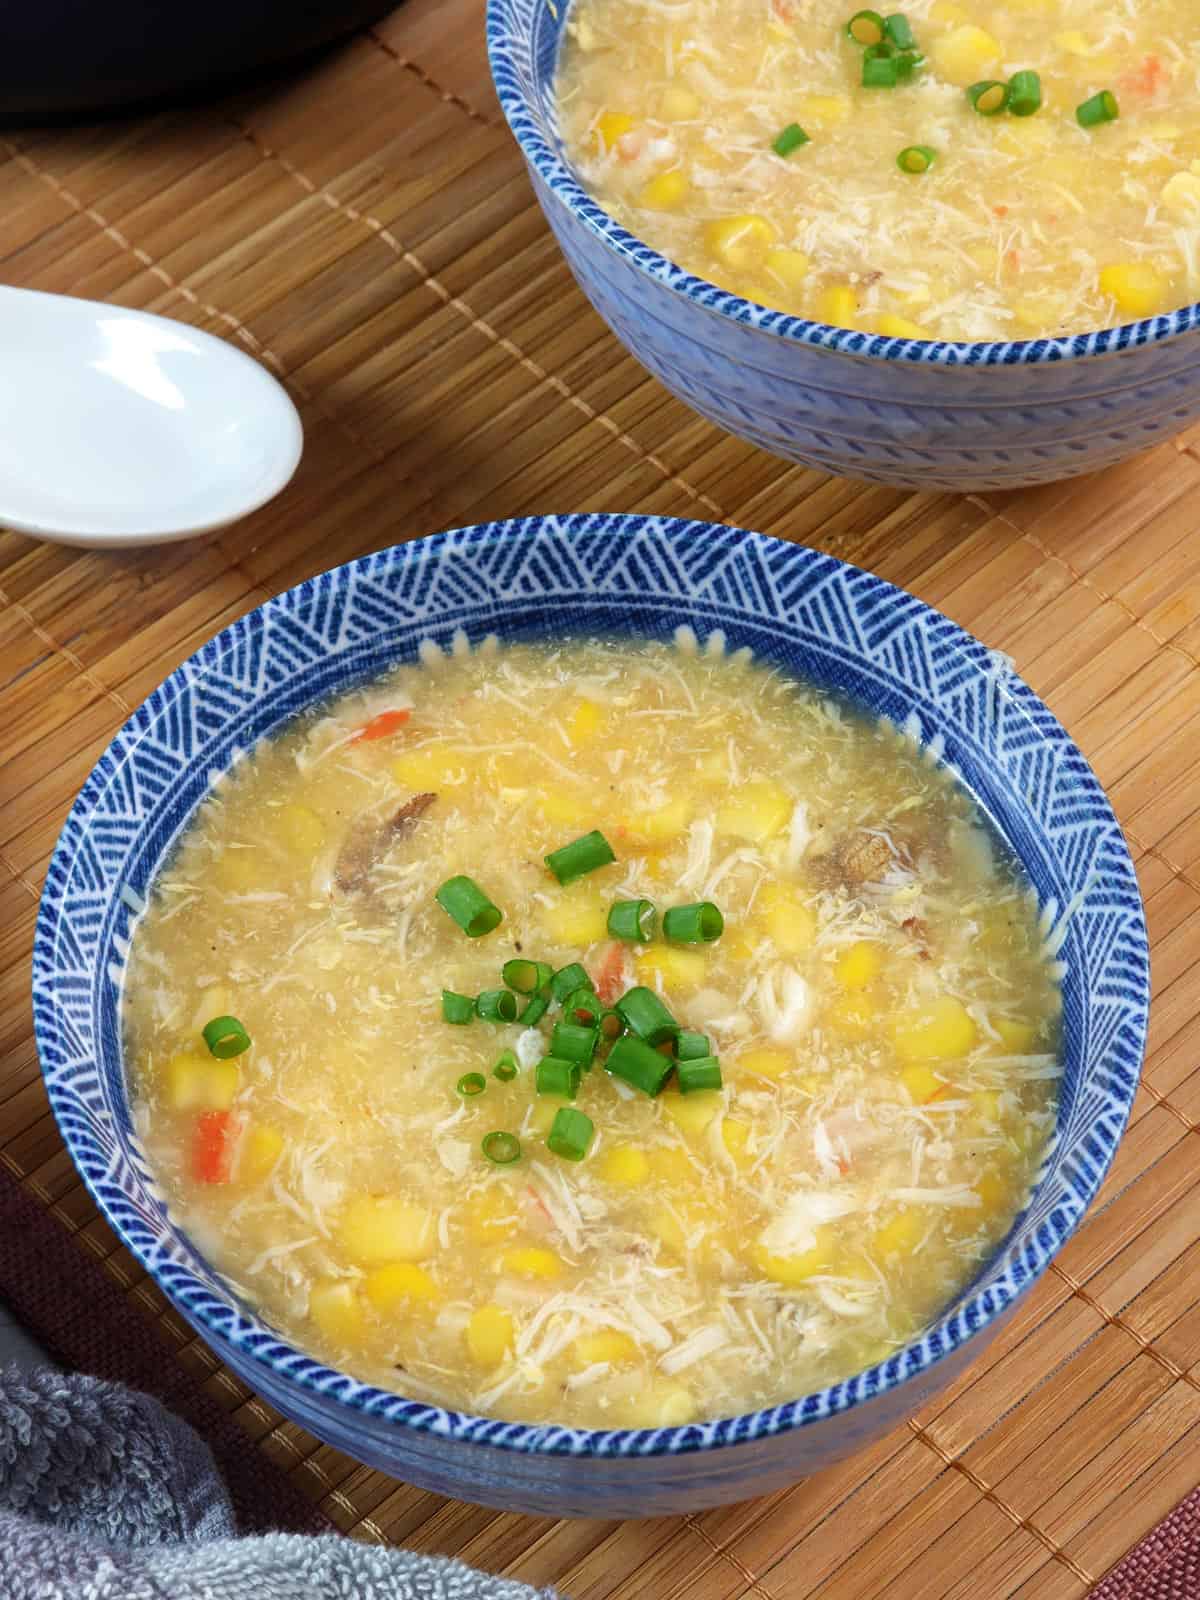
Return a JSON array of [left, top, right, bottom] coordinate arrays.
[[33, 515, 1147, 1516], [487, 0, 1200, 491]]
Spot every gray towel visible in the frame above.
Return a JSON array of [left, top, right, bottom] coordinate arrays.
[[0, 1365, 559, 1600]]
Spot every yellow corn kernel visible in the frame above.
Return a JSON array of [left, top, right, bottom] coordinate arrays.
[[704, 213, 779, 272], [565, 698, 603, 745], [971, 1089, 1002, 1122], [636, 944, 706, 992], [874, 313, 935, 340], [993, 1016, 1035, 1053], [238, 1123, 283, 1182], [1099, 261, 1168, 319], [639, 170, 689, 211], [930, 0, 969, 21], [661, 1088, 723, 1136], [364, 1262, 440, 1312], [308, 1280, 365, 1345], [797, 94, 850, 126], [541, 888, 608, 946], [336, 1196, 434, 1265], [626, 795, 693, 845], [528, 1095, 569, 1135], [166, 1053, 239, 1112], [593, 111, 635, 152], [190, 984, 232, 1032], [600, 1145, 650, 1187], [649, 1146, 693, 1184], [649, 1207, 687, 1252], [390, 746, 460, 790], [757, 883, 817, 957], [466, 1304, 514, 1368], [753, 1240, 829, 1285], [502, 1246, 563, 1280], [835, 940, 883, 990], [816, 281, 857, 325], [1161, 171, 1200, 217], [873, 1209, 924, 1257], [723, 929, 758, 963], [900, 1062, 943, 1104], [716, 779, 792, 843], [277, 802, 325, 855], [892, 996, 977, 1062], [619, 1383, 696, 1427], [1054, 29, 1093, 53], [930, 24, 1001, 85], [573, 1329, 639, 1368], [737, 1045, 791, 1081], [539, 789, 593, 830], [466, 1188, 522, 1243], [975, 1171, 1009, 1213], [764, 248, 810, 292], [659, 84, 700, 120], [721, 1117, 753, 1167]]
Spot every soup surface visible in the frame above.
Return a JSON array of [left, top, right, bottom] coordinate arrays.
[[556, 0, 1200, 341], [126, 638, 1060, 1428]]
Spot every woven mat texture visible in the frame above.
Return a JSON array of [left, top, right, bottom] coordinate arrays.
[[3, 2, 1200, 1594]]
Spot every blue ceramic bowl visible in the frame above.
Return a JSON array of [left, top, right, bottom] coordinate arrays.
[[487, 0, 1200, 492], [34, 515, 1148, 1516]]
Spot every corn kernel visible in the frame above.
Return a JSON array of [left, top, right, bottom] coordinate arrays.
[[975, 1171, 1008, 1213], [166, 1052, 239, 1112], [238, 1122, 283, 1182], [716, 779, 792, 843], [930, 24, 1001, 84], [619, 1383, 697, 1427], [466, 1189, 521, 1243], [993, 1016, 1036, 1053], [892, 996, 977, 1062], [662, 1088, 723, 1136], [636, 944, 706, 992], [815, 283, 858, 327], [565, 698, 603, 745], [639, 170, 689, 210], [874, 313, 935, 340], [649, 1147, 693, 1184], [873, 1209, 924, 1257], [539, 790, 593, 830], [1161, 171, 1200, 218], [277, 802, 325, 855], [600, 1145, 650, 1187], [573, 1329, 639, 1368], [309, 1280, 365, 1345], [541, 887, 608, 945], [929, 0, 968, 21], [1054, 29, 1093, 53], [502, 1246, 563, 1280], [900, 1062, 943, 1104], [723, 929, 758, 963], [594, 111, 635, 152], [528, 1095, 569, 1135], [659, 84, 700, 120], [764, 248, 810, 292], [1099, 261, 1167, 318], [721, 1117, 753, 1166], [364, 1262, 440, 1311], [757, 884, 817, 956], [971, 1089, 1002, 1122], [391, 746, 461, 790], [466, 1304, 514, 1368], [797, 94, 851, 126], [336, 1196, 434, 1265], [737, 1045, 791, 1081], [835, 940, 884, 990], [626, 795, 693, 845], [753, 1240, 829, 1285], [649, 1207, 687, 1252], [704, 213, 779, 272]]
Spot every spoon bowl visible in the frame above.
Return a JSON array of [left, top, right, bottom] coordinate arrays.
[[0, 286, 303, 547]]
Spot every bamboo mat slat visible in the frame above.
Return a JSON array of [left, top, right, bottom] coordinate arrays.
[[2, 2, 1199, 1592]]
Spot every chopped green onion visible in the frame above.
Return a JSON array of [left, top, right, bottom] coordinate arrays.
[[676, 1030, 711, 1061], [678, 1056, 724, 1094], [863, 39, 895, 57], [883, 12, 915, 48], [482, 1130, 521, 1164], [201, 1016, 251, 1059], [772, 122, 811, 158], [520, 992, 551, 1027], [607, 899, 657, 943], [606, 1034, 675, 1097], [893, 48, 923, 78], [599, 1009, 624, 1041], [441, 990, 475, 1025], [662, 902, 725, 943], [536, 1055, 581, 1098], [476, 988, 519, 1023], [436, 875, 502, 937], [544, 829, 616, 885], [547, 1107, 594, 1162], [846, 8, 885, 45], [614, 985, 679, 1046], [862, 53, 900, 87], [1007, 70, 1041, 116], [1076, 89, 1118, 128], [967, 79, 1009, 115], [896, 144, 935, 174], [492, 1050, 518, 1082], [550, 962, 594, 1002], [502, 958, 553, 995], [457, 1072, 486, 1097], [550, 1021, 599, 1066], [564, 987, 602, 1027]]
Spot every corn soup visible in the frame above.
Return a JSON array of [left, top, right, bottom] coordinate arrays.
[[555, 0, 1200, 341], [125, 638, 1060, 1428]]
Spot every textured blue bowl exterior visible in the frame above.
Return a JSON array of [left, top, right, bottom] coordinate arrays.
[[487, 0, 1200, 491], [33, 515, 1148, 1516]]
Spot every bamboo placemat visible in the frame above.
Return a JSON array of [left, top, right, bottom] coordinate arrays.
[[1, 2, 1198, 1593]]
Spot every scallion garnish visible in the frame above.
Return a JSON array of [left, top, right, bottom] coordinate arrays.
[[457, 1072, 486, 1097], [502, 958, 553, 995], [846, 8, 885, 45], [772, 122, 811, 158], [492, 1050, 518, 1082], [662, 902, 725, 943], [1077, 89, 1118, 128], [536, 1055, 581, 1098], [678, 1056, 724, 1094], [614, 985, 678, 1046], [606, 1034, 675, 1097], [564, 987, 601, 1027], [550, 1021, 600, 1066], [482, 1130, 521, 1164], [544, 829, 616, 885], [1007, 70, 1041, 117], [967, 80, 1009, 115], [547, 1106, 594, 1162], [675, 1030, 711, 1061], [441, 990, 475, 1025], [201, 1016, 251, 1059], [520, 992, 551, 1027], [599, 1009, 624, 1041], [550, 962, 594, 1003], [436, 875, 502, 937], [896, 144, 935, 174], [862, 53, 900, 87], [883, 12, 915, 49], [476, 988, 519, 1023], [894, 48, 923, 78], [607, 899, 657, 943]]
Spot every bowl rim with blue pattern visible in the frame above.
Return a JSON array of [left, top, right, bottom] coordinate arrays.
[[486, 0, 1200, 368], [33, 513, 1149, 1464]]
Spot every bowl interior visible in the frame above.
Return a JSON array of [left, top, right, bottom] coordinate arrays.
[[34, 514, 1149, 1456]]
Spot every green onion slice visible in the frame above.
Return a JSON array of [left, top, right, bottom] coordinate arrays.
[[476, 988, 519, 1023], [201, 1016, 251, 1059], [662, 902, 725, 943], [550, 962, 594, 1003], [536, 1055, 581, 1098], [1076, 89, 1118, 127], [967, 79, 1009, 115], [606, 1034, 675, 1097], [457, 1072, 486, 1097], [502, 958, 553, 995], [564, 987, 602, 1026], [441, 990, 475, 1025], [492, 1050, 518, 1082], [435, 875, 502, 937], [520, 992, 551, 1027], [547, 1106, 595, 1162], [883, 12, 916, 48], [550, 1021, 599, 1066], [862, 53, 900, 87], [846, 8, 885, 45], [607, 899, 657, 943], [678, 1056, 724, 1094], [482, 1130, 521, 1164], [599, 1009, 624, 1041], [675, 1030, 711, 1062], [544, 829, 616, 885], [1007, 69, 1041, 116], [772, 122, 811, 158], [896, 144, 935, 174], [614, 985, 678, 1046]]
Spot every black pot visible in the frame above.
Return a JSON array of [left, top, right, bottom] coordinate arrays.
[[0, 0, 399, 121]]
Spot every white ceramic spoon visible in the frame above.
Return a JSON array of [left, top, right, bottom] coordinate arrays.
[[0, 286, 304, 548]]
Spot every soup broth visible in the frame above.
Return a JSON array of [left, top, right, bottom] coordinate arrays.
[[125, 638, 1059, 1428]]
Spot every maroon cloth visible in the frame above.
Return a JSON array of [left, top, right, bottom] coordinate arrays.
[[1089, 1485, 1200, 1600], [0, 1160, 330, 1535]]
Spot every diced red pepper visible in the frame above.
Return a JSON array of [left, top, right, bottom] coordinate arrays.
[[349, 708, 411, 744], [592, 942, 627, 1006], [192, 1110, 242, 1184]]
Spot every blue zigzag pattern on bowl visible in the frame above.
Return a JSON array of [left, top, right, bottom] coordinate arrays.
[[34, 515, 1148, 1477]]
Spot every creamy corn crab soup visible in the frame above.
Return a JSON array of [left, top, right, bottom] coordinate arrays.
[[556, 0, 1200, 341], [125, 637, 1060, 1428]]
